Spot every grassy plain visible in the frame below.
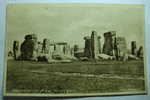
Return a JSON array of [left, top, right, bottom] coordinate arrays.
[[6, 59, 145, 94]]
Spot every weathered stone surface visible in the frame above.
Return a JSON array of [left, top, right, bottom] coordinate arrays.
[[137, 46, 143, 59], [73, 44, 79, 58], [102, 31, 116, 56], [84, 36, 92, 58], [91, 31, 99, 59], [131, 41, 137, 56], [37, 42, 43, 56], [54, 44, 62, 54], [13, 40, 19, 60], [63, 44, 71, 55], [98, 54, 114, 60], [42, 39, 50, 54], [24, 34, 37, 41], [20, 34, 38, 60], [70, 47, 74, 56], [113, 37, 119, 60], [128, 54, 139, 60], [116, 37, 127, 61], [98, 36, 101, 54], [20, 40, 34, 60], [83, 31, 101, 59], [52, 51, 77, 61]]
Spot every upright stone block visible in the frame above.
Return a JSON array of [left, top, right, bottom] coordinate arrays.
[[91, 31, 99, 59], [63, 44, 67, 55], [116, 37, 127, 52], [66, 45, 71, 55], [114, 37, 119, 60], [98, 36, 101, 54], [73, 44, 79, 58], [131, 41, 137, 55], [54, 44, 62, 54], [37, 42, 43, 56], [20, 34, 38, 60], [62, 44, 71, 55], [42, 38, 50, 54], [116, 37, 127, 60], [13, 40, 19, 60], [84, 36, 92, 58], [102, 31, 116, 56], [70, 47, 74, 56], [137, 46, 143, 59]]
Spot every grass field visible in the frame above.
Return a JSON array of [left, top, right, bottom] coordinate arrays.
[[6, 59, 146, 94]]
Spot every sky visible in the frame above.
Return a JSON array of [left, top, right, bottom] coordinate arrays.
[[6, 3, 145, 51]]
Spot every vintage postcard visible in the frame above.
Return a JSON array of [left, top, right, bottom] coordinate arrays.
[[4, 3, 147, 97]]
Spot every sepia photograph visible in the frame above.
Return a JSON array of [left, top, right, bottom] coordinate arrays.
[[4, 3, 147, 96]]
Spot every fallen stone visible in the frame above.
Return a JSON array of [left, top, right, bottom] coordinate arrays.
[[98, 54, 115, 60], [80, 57, 89, 61], [128, 54, 139, 60]]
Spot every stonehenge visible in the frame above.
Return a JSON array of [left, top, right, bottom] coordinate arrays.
[[18, 34, 75, 62], [11, 31, 143, 62]]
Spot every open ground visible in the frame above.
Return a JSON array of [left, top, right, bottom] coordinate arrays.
[[6, 59, 145, 94]]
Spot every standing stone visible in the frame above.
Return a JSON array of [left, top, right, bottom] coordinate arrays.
[[137, 46, 143, 59], [91, 31, 99, 59], [114, 37, 119, 60], [102, 31, 116, 56], [70, 47, 74, 56], [97, 36, 102, 54], [13, 40, 19, 60], [42, 39, 50, 54], [42, 39, 54, 61], [20, 34, 38, 60], [54, 44, 62, 54], [66, 44, 71, 55], [21, 39, 34, 60], [116, 37, 127, 60], [73, 44, 79, 58], [131, 41, 137, 55], [32, 34, 38, 60], [37, 41, 43, 56], [49, 45, 54, 58], [63, 44, 71, 55], [31, 34, 38, 60], [52, 43, 63, 60], [84, 36, 92, 58], [63, 44, 67, 55]]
